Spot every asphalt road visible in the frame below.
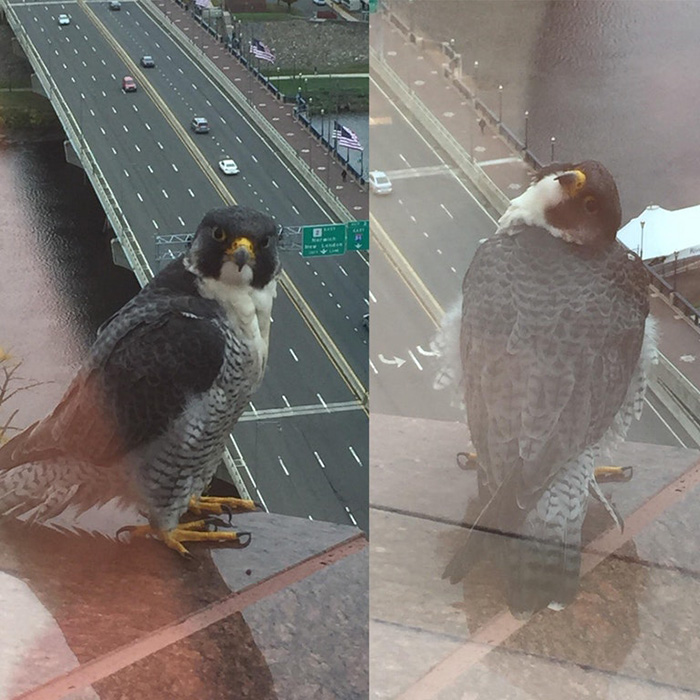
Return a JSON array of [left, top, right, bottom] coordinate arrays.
[[369, 75, 697, 452], [11, 0, 368, 531]]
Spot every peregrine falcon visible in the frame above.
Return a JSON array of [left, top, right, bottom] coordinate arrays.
[[440, 161, 654, 616], [0, 205, 280, 554]]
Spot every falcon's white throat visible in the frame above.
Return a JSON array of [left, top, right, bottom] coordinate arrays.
[[497, 171, 574, 240], [197, 274, 278, 381]]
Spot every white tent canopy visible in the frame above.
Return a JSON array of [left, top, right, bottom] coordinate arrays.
[[619, 204, 700, 262]]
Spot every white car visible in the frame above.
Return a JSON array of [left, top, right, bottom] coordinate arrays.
[[218, 158, 240, 175], [312, 0, 327, 5], [58, 13, 71, 25], [369, 170, 392, 195]]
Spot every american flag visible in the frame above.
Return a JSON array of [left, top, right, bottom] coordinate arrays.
[[333, 121, 363, 151], [250, 38, 275, 63]]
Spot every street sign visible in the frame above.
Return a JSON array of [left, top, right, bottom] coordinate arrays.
[[302, 223, 347, 257], [347, 220, 369, 251], [368, 0, 377, 12]]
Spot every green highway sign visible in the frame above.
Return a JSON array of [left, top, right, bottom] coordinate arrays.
[[347, 220, 369, 251], [302, 223, 347, 257], [368, 0, 377, 11]]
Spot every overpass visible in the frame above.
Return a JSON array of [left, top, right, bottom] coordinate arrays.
[[0, 0, 369, 531]]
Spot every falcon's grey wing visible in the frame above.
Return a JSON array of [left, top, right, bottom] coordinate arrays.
[[461, 228, 648, 514]]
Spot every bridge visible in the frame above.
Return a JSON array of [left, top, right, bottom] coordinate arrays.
[[0, 0, 369, 531]]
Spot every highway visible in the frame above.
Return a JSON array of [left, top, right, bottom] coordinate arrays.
[[369, 75, 698, 452], [11, 0, 368, 531]]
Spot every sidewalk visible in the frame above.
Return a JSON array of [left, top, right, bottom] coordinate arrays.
[[374, 8, 700, 405], [150, 0, 369, 220]]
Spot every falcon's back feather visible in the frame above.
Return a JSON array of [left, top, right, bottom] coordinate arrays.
[[444, 224, 650, 615]]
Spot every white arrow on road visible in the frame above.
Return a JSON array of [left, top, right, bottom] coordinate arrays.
[[378, 353, 406, 368], [416, 345, 440, 357]]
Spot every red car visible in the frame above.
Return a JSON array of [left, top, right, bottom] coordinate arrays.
[[122, 76, 137, 93]]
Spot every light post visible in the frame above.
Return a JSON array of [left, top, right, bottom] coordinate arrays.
[[550, 136, 556, 162], [498, 84, 503, 124], [473, 60, 479, 100], [320, 107, 325, 141], [640, 220, 645, 260], [524, 110, 529, 150]]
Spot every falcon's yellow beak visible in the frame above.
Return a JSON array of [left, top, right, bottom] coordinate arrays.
[[226, 236, 255, 270], [557, 169, 586, 197]]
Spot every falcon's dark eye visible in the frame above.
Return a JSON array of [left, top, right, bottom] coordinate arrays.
[[212, 227, 226, 242], [261, 235, 270, 249], [584, 196, 598, 214]]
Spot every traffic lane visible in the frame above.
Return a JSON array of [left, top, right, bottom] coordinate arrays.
[[370, 175, 485, 309], [101, 2, 370, 384], [253, 290, 359, 409], [370, 244, 462, 422], [17, 3, 221, 255], [370, 80, 445, 174], [233, 411, 368, 532]]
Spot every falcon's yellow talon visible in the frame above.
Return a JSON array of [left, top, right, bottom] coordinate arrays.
[[594, 465, 634, 483], [188, 495, 257, 515]]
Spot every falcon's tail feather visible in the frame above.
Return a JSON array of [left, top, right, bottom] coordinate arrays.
[[0, 458, 116, 524], [507, 455, 593, 617]]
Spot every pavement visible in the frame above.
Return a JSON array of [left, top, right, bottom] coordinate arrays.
[[150, 0, 369, 220], [370, 7, 700, 700]]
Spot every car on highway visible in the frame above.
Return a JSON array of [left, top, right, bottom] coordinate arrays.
[[57, 13, 70, 25], [190, 117, 210, 134], [312, 0, 327, 5], [140, 55, 155, 68], [218, 158, 240, 176], [369, 170, 393, 195], [121, 76, 137, 93], [109, 0, 121, 9]]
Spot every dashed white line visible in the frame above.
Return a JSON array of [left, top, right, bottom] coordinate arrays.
[[317, 393, 328, 410], [277, 456, 290, 477], [147, 165, 153, 174], [313, 451, 326, 470], [369, 359, 378, 375], [162, 189, 169, 199], [282, 394, 291, 409], [408, 350, 423, 371], [172, 163, 179, 172], [111, 147, 117, 155], [289, 348, 299, 362], [348, 446, 363, 466], [136, 192, 143, 202], [123, 169, 130, 178], [272, 180, 279, 189], [440, 203, 454, 219], [178, 216, 185, 226], [251, 155, 258, 163], [134, 144, 141, 152], [338, 265, 348, 277], [188, 188, 195, 197], [152, 219, 159, 230], [345, 507, 358, 526]]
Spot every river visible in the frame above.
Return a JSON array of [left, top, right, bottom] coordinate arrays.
[[0, 138, 139, 427]]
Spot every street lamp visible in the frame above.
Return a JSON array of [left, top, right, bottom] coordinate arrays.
[[473, 60, 479, 100], [498, 84, 503, 124], [524, 110, 529, 150], [640, 220, 645, 260], [550, 136, 556, 162], [320, 107, 325, 141]]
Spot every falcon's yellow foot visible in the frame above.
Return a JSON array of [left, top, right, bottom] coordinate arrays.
[[456, 451, 479, 471], [594, 465, 634, 483], [116, 520, 252, 556], [188, 495, 259, 516]]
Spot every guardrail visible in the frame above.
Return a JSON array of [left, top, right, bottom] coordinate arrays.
[[0, 0, 153, 286], [140, 0, 356, 223]]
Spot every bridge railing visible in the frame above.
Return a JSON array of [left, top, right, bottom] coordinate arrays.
[[0, 0, 153, 285]]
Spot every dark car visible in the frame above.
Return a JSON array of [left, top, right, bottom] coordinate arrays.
[[122, 76, 137, 92], [109, 0, 121, 9], [140, 55, 155, 68]]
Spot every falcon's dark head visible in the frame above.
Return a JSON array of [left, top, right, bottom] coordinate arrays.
[[498, 160, 622, 247], [187, 206, 281, 289]]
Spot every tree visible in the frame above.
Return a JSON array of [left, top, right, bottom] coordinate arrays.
[[283, 0, 298, 11]]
